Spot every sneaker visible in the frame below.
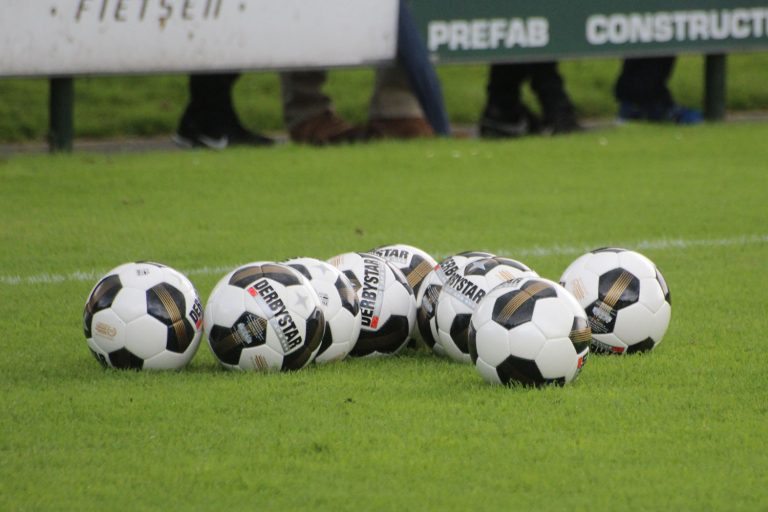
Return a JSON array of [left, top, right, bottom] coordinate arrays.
[[479, 104, 540, 138], [618, 101, 703, 125], [172, 107, 274, 149], [289, 110, 368, 145], [366, 118, 434, 139]]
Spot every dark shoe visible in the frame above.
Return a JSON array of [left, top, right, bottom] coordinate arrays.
[[289, 110, 368, 145], [225, 122, 274, 147], [479, 104, 540, 138], [618, 101, 703, 125], [173, 107, 274, 149], [366, 118, 434, 139], [541, 106, 582, 135]]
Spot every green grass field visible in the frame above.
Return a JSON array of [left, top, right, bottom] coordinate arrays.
[[1, 122, 767, 511]]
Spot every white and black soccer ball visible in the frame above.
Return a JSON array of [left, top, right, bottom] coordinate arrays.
[[469, 277, 591, 387], [283, 257, 362, 363], [559, 248, 671, 354], [415, 251, 496, 355], [433, 254, 538, 363], [83, 261, 204, 370], [327, 252, 416, 357], [369, 244, 438, 298], [204, 262, 325, 371]]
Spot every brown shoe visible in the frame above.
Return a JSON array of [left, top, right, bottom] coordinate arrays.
[[366, 118, 434, 139], [289, 110, 367, 145]]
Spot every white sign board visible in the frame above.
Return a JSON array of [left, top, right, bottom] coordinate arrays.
[[0, 0, 398, 77]]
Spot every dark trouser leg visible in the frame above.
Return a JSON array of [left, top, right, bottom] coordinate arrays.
[[187, 73, 239, 116], [396, 0, 450, 135], [485, 63, 528, 113], [528, 62, 580, 133], [614, 57, 676, 107], [529, 62, 572, 113], [280, 70, 334, 131], [480, 63, 538, 137]]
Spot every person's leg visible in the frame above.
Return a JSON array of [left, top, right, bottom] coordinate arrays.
[[280, 70, 333, 131], [367, 64, 433, 139], [391, 0, 450, 136], [280, 70, 364, 144], [174, 73, 273, 148], [614, 57, 702, 123], [615, 57, 675, 107], [529, 62, 580, 134], [479, 63, 539, 138]]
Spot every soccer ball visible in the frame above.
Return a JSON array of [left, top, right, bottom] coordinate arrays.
[[204, 262, 325, 371], [433, 255, 538, 363], [283, 257, 362, 363], [468, 277, 591, 387], [369, 244, 438, 298], [327, 252, 416, 357], [559, 248, 672, 354], [83, 261, 203, 370], [415, 251, 496, 355]]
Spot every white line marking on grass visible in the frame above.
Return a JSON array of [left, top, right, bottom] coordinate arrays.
[[490, 234, 768, 260], [1, 235, 766, 287]]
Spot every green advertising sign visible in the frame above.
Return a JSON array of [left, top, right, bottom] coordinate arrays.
[[410, 0, 768, 63]]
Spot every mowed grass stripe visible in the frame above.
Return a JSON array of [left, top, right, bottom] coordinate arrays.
[[0, 233, 765, 286]]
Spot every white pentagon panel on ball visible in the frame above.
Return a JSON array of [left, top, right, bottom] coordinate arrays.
[[124, 315, 167, 360], [530, 297, 573, 339], [159, 265, 198, 294], [617, 250, 657, 279], [474, 321, 512, 367], [475, 357, 503, 385], [650, 302, 672, 343], [506, 322, 548, 361], [90, 309, 127, 353], [535, 337, 579, 382], [560, 264, 599, 306], [115, 262, 167, 290], [559, 283, 590, 320], [584, 251, 620, 275], [432, 341, 447, 357], [470, 293, 494, 327], [475, 358, 502, 384], [435, 298, 468, 355], [613, 304, 658, 345], [639, 276, 667, 313], [239, 344, 284, 371], [205, 285, 247, 331], [143, 350, 188, 370], [440, 334, 471, 363], [109, 287, 148, 324], [383, 272, 417, 320]]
